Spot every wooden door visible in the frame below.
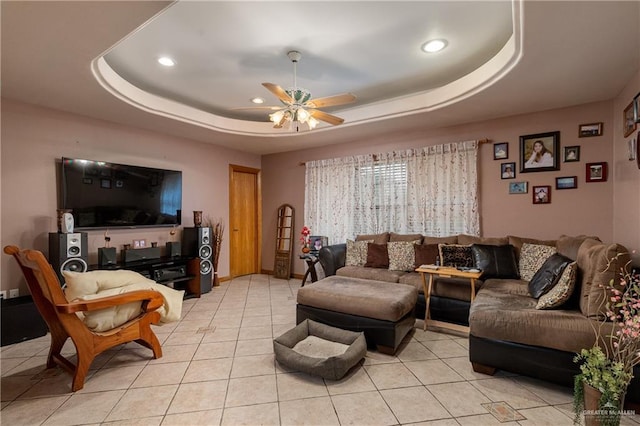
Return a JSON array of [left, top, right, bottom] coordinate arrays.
[[229, 165, 262, 277]]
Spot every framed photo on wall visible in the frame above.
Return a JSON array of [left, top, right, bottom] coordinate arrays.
[[556, 176, 577, 190], [500, 162, 516, 179], [624, 101, 637, 137], [563, 146, 580, 162], [520, 131, 560, 173], [508, 181, 528, 194], [532, 185, 551, 204], [586, 162, 608, 182], [578, 122, 603, 137], [493, 142, 508, 160]]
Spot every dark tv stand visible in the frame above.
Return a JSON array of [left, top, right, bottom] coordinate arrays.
[[89, 256, 203, 299]]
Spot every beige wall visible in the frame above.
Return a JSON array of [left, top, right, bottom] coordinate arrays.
[[1, 99, 261, 294], [262, 100, 637, 276], [613, 67, 640, 265]]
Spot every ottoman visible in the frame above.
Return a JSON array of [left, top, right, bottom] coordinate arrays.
[[296, 276, 417, 354]]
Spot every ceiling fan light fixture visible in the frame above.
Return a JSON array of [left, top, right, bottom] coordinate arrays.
[[296, 107, 310, 122], [421, 39, 447, 53]]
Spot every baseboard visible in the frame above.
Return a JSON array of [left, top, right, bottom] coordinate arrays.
[[261, 268, 303, 280]]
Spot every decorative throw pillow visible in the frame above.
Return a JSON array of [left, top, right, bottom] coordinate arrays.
[[414, 243, 439, 268], [470, 244, 519, 279], [519, 243, 557, 282], [388, 240, 421, 271], [345, 239, 373, 266], [528, 253, 573, 298], [438, 244, 474, 268], [364, 243, 389, 269], [536, 262, 577, 309]]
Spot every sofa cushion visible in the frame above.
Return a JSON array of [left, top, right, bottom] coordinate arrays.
[[389, 232, 423, 243], [364, 243, 389, 269], [458, 235, 509, 246], [536, 261, 577, 309], [337, 266, 404, 283], [399, 273, 482, 301], [518, 243, 557, 282], [422, 236, 458, 244], [557, 234, 601, 261], [507, 235, 556, 261], [414, 244, 439, 268], [470, 288, 607, 353], [439, 244, 474, 268], [528, 253, 573, 298], [482, 278, 530, 297], [356, 233, 389, 244], [576, 239, 630, 319], [345, 239, 373, 266], [471, 244, 519, 279], [388, 240, 421, 271]]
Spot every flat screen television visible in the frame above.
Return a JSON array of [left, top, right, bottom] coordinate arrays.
[[60, 157, 182, 230]]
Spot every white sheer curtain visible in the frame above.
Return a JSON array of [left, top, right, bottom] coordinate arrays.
[[304, 140, 479, 244]]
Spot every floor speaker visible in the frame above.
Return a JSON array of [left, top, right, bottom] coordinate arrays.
[[48, 232, 88, 284], [182, 227, 213, 294]]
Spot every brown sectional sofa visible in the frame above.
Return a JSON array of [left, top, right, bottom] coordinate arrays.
[[317, 232, 640, 406]]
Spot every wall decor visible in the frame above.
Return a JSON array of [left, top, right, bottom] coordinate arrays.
[[628, 137, 637, 161], [520, 131, 560, 173], [556, 176, 577, 190], [633, 91, 640, 124], [508, 181, 528, 194], [493, 142, 508, 160], [500, 162, 516, 179], [563, 145, 580, 162], [100, 178, 111, 189], [637, 130, 640, 169], [578, 122, 603, 137], [586, 162, 608, 182], [624, 101, 637, 137], [532, 185, 551, 204]]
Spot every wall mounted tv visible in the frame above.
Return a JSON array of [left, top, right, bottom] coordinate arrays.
[[60, 157, 182, 230]]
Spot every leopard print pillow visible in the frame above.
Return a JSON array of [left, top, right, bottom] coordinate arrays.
[[519, 243, 557, 282], [345, 239, 373, 266], [438, 244, 474, 268], [388, 240, 420, 271]]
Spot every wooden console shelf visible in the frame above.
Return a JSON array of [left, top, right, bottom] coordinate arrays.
[[89, 256, 202, 298]]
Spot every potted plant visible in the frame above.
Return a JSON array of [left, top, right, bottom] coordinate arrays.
[[300, 226, 311, 253], [573, 258, 640, 426]]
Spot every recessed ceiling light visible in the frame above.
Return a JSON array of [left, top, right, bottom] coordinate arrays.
[[157, 56, 175, 67], [421, 39, 447, 53], [251, 97, 265, 104]]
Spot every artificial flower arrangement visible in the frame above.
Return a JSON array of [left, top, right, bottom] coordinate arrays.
[[300, 226, 311, 252], [573, 254, 640, 426]]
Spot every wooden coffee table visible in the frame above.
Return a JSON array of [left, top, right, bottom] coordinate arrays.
[[415, 265, 483, 334]]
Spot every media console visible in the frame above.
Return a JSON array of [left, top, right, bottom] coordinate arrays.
[[89, 256, 204, 299]]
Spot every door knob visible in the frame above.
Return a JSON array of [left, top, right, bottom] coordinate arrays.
[[233, 228, 239, 231]]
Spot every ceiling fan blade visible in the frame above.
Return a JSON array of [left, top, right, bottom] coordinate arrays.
[[310, 109, 345, 126], [273, 114, 288, 128], [262, 82, 293, 104], [306, 93, 356, 108], [231, 106, 282, 111]]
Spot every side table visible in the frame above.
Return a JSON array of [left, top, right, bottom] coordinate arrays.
[[299, 253, 320, 287], [415, 265, 482, 334]]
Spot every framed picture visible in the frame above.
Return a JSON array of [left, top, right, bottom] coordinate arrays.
[[633, 92, 640, 124], [578, 122, 603, 138], [532, 185, 551, 204], [628, 136, 636, 161], [624, 101, 637, 137], [100, 178, 112, 189], [520, 131, 560, 173], [637, 130, 640, 169], [586, 162, 608, 182], [493, 142, 508, 160], [563, 145, 580, 162], [82, 177, 93, 185], [309, 236, 328, 253], [508, 181, 528, 194], [500, 162, 516, 179], [556, 176, 577, 190]]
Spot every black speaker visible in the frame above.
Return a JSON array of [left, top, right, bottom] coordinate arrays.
[[166, 241, 181, 257], [1, 296, 48, 346], [98, 247, 117, 266], [48, 232, 88, 284], [182, 227, 213, 294]]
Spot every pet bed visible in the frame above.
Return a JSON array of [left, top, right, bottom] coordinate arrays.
[[273, 319, 367, 380]]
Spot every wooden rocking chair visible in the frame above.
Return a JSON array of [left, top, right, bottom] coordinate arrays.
[[4, 245, 164, 391]]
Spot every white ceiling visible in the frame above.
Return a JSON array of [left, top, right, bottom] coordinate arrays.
[[2, 1, 639, 155]]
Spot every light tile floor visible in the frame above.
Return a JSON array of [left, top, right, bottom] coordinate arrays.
[[2, 274, 639, 425]]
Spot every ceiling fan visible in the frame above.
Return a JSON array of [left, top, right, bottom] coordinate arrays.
[[239, 51, 356, 130]]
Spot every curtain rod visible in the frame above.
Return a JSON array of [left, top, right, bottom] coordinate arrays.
[[298, 138, 492, 166]]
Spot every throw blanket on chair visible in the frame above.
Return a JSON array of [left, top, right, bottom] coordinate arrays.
[[63, 270, 184, 332]]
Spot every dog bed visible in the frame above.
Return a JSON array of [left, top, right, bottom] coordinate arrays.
[[273, 319, 367, 380]]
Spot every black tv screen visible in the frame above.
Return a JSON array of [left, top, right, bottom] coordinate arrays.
[[60, 157, 182, 230]]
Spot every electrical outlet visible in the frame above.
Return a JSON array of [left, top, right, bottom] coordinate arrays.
[[0, 290, 6, 300], [9, 289, 19, 299]]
